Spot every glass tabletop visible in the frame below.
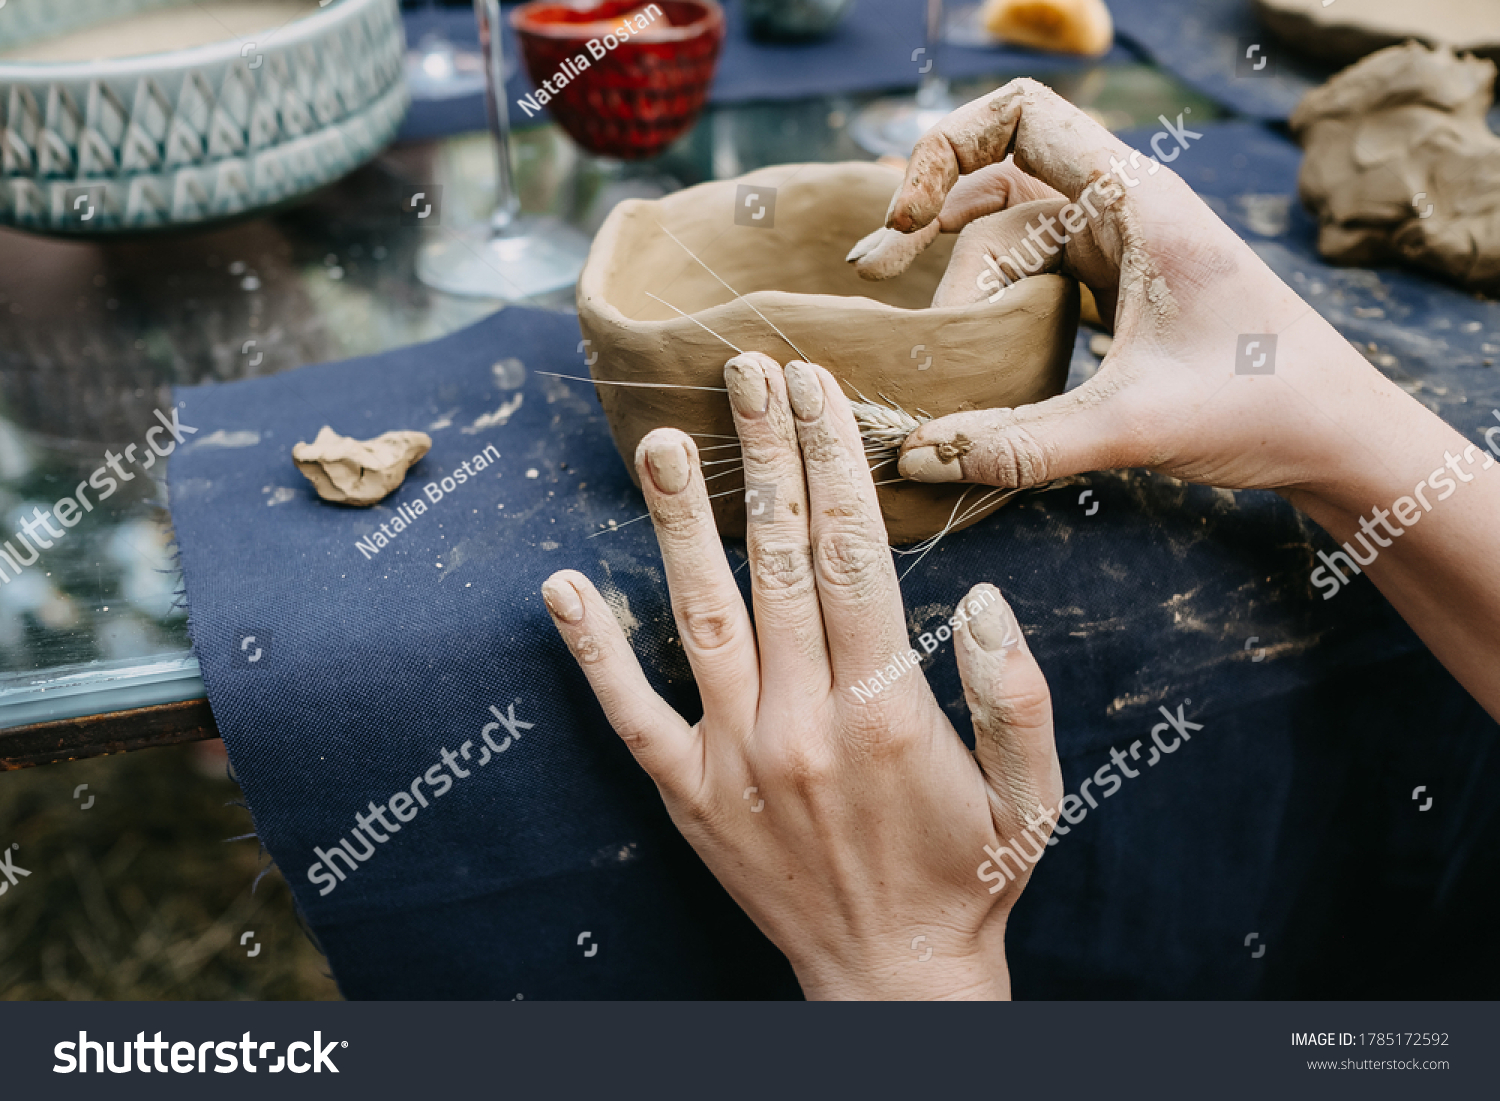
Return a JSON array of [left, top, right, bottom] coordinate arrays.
[[0, 63, 1220, 734]]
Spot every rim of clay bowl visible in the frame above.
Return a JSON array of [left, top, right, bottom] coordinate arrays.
[[510, 0, 725, 45], [578, 161, 1074, 346], [0, 0, 387, 81]]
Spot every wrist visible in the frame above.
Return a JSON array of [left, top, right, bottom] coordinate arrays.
[[790, 926, 1012, 1001], [1273, 344, 1459, 517], [1282, 398, 1470, 530]]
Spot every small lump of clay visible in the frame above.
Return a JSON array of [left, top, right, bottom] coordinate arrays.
[[292, 426, 431, 506], [980, 0, 1113, 57], [1291, 42, 1500, 293]]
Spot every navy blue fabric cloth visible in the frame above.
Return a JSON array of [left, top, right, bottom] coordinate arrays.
[[1107, 0, 1332, 122], [1108, 0, 1500, 127], [397, 0, 1136, 142], [169, 120, 1500, 999]]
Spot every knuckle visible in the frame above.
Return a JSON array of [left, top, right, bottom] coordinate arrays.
[[975, 661, 1054, 735], [976, 424, 1050, 487], [738, 434, 785, 468], [813, 530, 888, 594], [675, 794, 715, 834], [766, 742, 839, 800], [838, 699, 907, 755], [650, 493, 711, 539], [615, 721, 653, 755], [671, 772, 717, 827], [570, 630, 609, 667], [834, 678, 925, 750], [752, 543, 815, 597], [678, 600, 743, 655], [1000, 676, 1054, 733], [1153, 161, 1187, 190], [669, 790, 731, 845], [796, 421, 847, 466]]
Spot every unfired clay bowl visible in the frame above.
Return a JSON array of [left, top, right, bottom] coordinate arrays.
[[576, 161, 1080, 544]]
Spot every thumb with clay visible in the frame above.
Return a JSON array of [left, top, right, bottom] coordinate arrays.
[[953, 583, 1064, 907], [896, 369, 1133, 490]]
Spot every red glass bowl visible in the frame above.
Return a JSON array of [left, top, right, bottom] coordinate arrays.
[[510, 0, 724, 160]]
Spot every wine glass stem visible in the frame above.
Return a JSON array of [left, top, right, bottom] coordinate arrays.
[[917, 0, 949, 107], [476, 0, 521, 235]]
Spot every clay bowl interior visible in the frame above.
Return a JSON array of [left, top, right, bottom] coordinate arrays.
[[577, 161, 1080, 544], [511, 0, 725, 160]]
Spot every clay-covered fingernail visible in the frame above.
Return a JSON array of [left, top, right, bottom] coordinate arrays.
[[886, 185, 920, 232], [542, 575, 584, 624], [898, 446, 963, 483], [967, 585, 1017, 652], [724, 357, 769, 416], [845, 227, 883, 263], [644, 435, 691, 494], [784, 361, 824, 420]]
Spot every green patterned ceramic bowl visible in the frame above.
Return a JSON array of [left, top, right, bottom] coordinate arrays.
[[0, 0, 408, 234]]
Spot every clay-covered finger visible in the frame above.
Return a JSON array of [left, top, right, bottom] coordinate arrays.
[[935, 159, 1065, 232], [846, 220, 941, 281], [951, 583, 1062, 850], [897, 381, 1137, 489], [850, 161, 1063, 283], [782, 360, 910, 694], [886, 78, 1141, 236], [723, 353, 832, 698], [542, 570, 699, 791], [931, 200, 1070, 308], [636, 428, 760, 724]]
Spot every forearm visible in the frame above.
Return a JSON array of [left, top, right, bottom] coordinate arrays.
[[1284, 377, 1500, 721]]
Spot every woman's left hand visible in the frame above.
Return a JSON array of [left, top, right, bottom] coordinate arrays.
[[542, 354, 1062, 999]]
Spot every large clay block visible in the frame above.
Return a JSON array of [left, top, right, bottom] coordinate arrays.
[[1255, 0, 1500, 67], [576, 162, 1079, 544], [1291, 42, 1500, 293], [292, 426, 432, 506]]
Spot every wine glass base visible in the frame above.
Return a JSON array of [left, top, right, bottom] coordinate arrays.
[[416, 217, 591, 301], [850, 95, 959, 159]]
